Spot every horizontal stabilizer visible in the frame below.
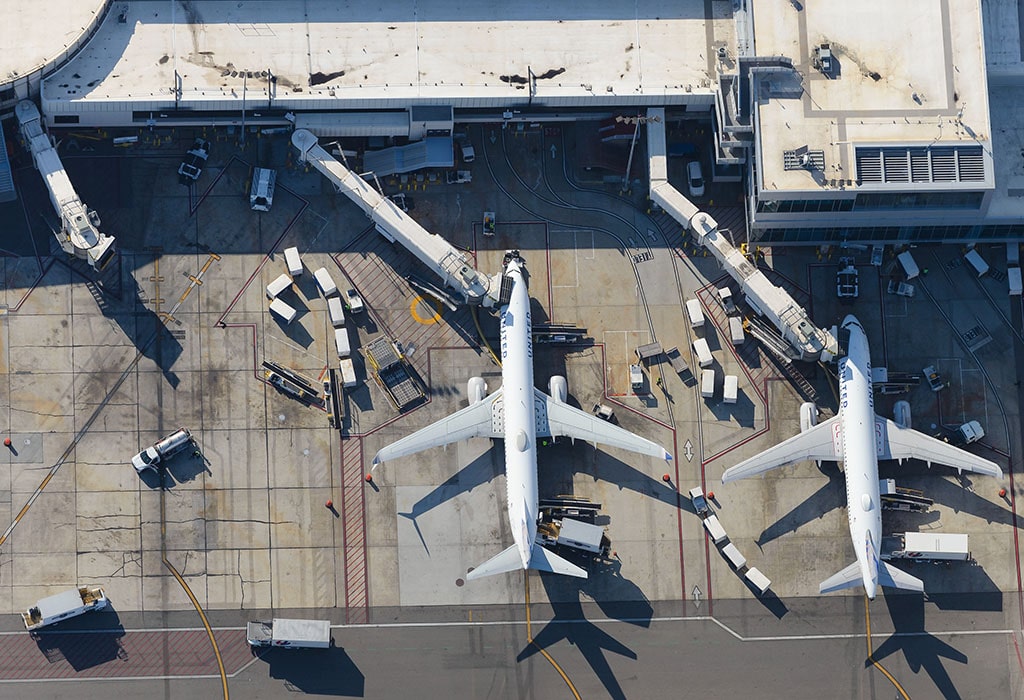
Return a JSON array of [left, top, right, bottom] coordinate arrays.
[[878, 562, 924, 592], [465, 544, 526, 581], [819, 561, 864, 594], [529, 545, 588, 579]]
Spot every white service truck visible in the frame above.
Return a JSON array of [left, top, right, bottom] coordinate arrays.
[[884, 532, 970, 562], [131, 427, 192, 474], [246, 618, 331, 649], [23, 586, 108, 630]]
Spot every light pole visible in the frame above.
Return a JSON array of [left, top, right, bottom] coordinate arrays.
[[619, 113, 661, 195]]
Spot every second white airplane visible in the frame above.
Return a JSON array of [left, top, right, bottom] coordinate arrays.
[[722, 314, 1002, 599], [373, 251, 672, 580]]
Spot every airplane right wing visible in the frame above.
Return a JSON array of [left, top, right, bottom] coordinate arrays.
[[537, 390, 672, 461], [372, 389, 503, 466], [874, 417, 1003, 478], [722, 416, 843, 483]]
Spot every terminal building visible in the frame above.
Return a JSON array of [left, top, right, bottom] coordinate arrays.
[[3, 0, 1024, 245]]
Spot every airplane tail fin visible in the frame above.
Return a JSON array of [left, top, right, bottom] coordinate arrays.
[[464, 544, 588, 581], [878, 562, 924, 592], [819, 561, 864, 594], [529, 546, 588, 579]]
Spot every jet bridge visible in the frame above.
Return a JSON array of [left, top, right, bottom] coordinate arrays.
[[15, 101, 115, 271], [645, 107, 836, 362], [291, 129, 500, 307]]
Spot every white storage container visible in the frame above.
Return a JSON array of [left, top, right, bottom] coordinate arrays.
[[283, 246, 303, 276], [328, 296, 346, 327], [266, 273, 292, 300], [722, 542, 747, 570], [339, 357, 358, 387], [334, 328, 351, 358], [269, 298, 297, 324], [744, 567, 772, 595], [313, 267, 339, 297], [963, 249, 989, 277], [1009, 267, 1022, 296], [723, 375, 738, 404], [729, 317, 744, 345], [897, 251, 919, 279], [685, 299, 705, 328], [700, 369, 715, 398], [692, 338, 713, 368], [702, 514, 728, 544]]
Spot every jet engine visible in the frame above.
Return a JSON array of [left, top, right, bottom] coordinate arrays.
[[799, 402, 818, 433], [893, 400, 912, 429], [467, 376, 488, 404], [549, 376, 568, 404]]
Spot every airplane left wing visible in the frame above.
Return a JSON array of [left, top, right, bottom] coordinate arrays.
[[372, 390, 503, 466], [722, 416, 842, 483], [536, 390, 672, 460], [874, 416, 1003, 478]]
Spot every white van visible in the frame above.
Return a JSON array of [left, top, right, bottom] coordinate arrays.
[[269, 298, 297, 324], [327, 296, 346, 327], [964, 249, 989, 277], [334, 328, 351, 358], [692, 338, 713, 368], [266, 273, 292, 300], [728, 316, 744, 345], [897, 251, 919, 279], [313, 267, 339, 297], [700, 369, 715, 398], [685, 299, 705, 328], [723, 375, 738, 404], [283, 247, 303, 276]]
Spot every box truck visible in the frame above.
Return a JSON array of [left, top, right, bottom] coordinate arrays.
[[23, 586, 109, 630], [246, 618, 331, 649]]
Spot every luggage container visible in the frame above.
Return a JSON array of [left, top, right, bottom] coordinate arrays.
[[685, 299, 705, 328], [702, 514, 728, 544], [266, 273, 292, 300], [700, 369, 715, 398], [722, 542, 747, 570], [313, 267, 339, 297], [328, 296, 346, 327], [744, 567, 772, 595], [269, 298, 297, 324], [1010, 267, 1022, 296], [692, 338, 713, 368], [897, 251, 919, 279], [728, 316, 744, 345], [723, 375, 738, 404], [334, 328, 352, 358], [963, 248, 989, 277], [283, 246, 303, 276], [339, 357, 358, 387], [1008, 242, 1021, 266]]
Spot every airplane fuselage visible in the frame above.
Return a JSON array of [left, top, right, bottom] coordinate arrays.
[[498, 258, 538, 570], [837, 315, 882, 599]]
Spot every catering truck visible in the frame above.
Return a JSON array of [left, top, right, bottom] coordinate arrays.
[[246, 618, 331, 649], [23, 586, 108, 630], [883, 532, 970, 562], [131, 427, 193, 474]]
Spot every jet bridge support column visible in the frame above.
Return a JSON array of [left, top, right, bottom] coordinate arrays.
[[15, 101, 115, 271], [292, 129, 500, 307]]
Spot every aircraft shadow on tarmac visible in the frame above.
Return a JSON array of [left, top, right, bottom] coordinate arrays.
[[869, 593, 969, 700], [32, 607, 126, 671], [518, 568, 648, 700], [258, 645, 365, 697]]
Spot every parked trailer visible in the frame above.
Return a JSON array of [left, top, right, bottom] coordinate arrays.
[[269, 297, 298, 324], [744, 567, 772, 595], [334, 328, 352, 358], [328, 296, 346, 327], [685, 299, 705, 328], [721, 543, 747, 570], [702, 514, 727, 544], [728, 316, 745, 345], [266, 273, 292, 300], [283, 247, 303, 276], [692, 338, 713, 368], [1010, 267, 1022, 296], [246, 618, 331, 649], [723, 375, 738, 404], [23, 586, 108, 630], [339, 357, 358, 387], [313, 267, 339, 297], [665, 346, 690, 377], [700, 369, 715, 398], [897, 251, 919, 279]]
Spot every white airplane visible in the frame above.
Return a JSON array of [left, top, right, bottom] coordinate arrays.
[[722, 314, 1002, 599], [373, 251, 672, 580]]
